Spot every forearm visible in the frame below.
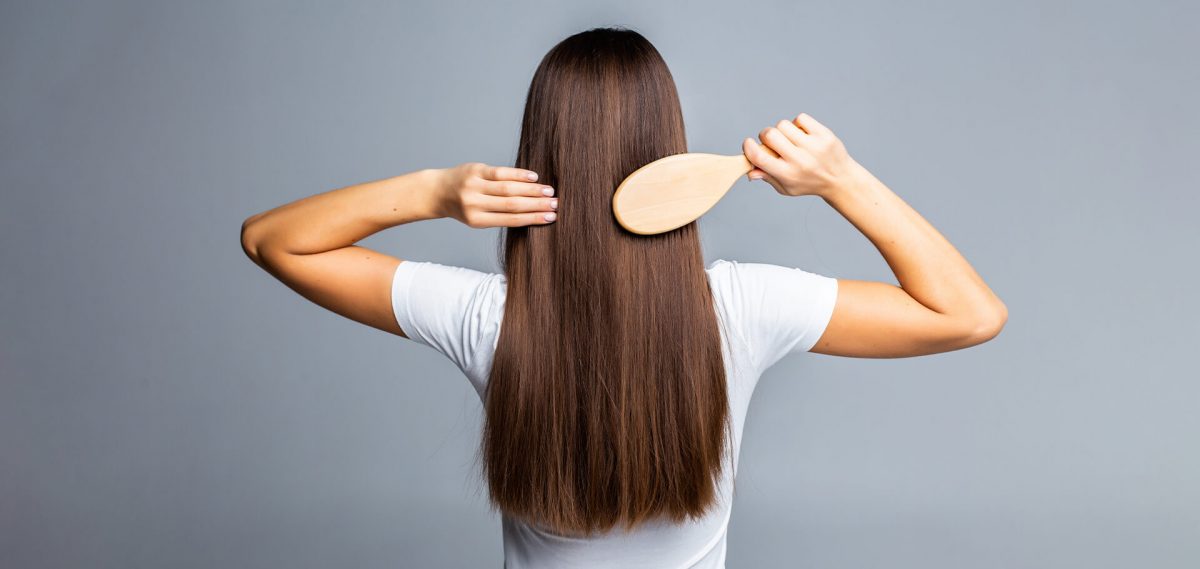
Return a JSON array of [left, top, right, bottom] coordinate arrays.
[[241, 168, 444, 260], [823, 162, 1007, 324]]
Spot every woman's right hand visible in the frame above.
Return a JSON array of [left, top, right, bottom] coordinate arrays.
[[742, 113, 863, 199]]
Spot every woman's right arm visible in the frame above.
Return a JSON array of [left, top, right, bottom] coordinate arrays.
[[743, 113, 1007, 358]]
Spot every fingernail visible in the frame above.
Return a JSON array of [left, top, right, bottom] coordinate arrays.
[[749, 174, 763, 180], [550, 199, 558, 209], [527, 172, 539, 181], [542, 187, 554, 196], [544, 212, 557, 222]]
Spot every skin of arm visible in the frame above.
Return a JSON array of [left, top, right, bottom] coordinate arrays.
[[743, 113, 1008, 358], [239, 164, 556, 338], [242, 116, 1003, 357]]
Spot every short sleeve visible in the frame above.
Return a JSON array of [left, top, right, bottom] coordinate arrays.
[[722, 260, 838, 373], [390, 260, 505, 376]]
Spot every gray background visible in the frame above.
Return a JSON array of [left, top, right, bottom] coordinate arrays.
[[2, 1, 1197, 567]]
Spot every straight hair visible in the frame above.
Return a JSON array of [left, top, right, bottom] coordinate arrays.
[[480, 26, 734, 537]]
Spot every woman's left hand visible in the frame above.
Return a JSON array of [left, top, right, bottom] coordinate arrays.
[[433, 162, 558, 228]]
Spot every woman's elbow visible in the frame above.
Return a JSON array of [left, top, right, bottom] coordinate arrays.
[[965, 301, 1008, 345], [241, 216, 264, 266]]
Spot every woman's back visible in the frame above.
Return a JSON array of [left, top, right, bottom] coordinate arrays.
[[391, 257, 838, 568]]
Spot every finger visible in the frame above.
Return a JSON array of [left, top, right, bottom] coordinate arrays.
[[486, 164, 541, 182], [747, 166, 780, 180], [759, 127, 801, 161], [480, 193, 558, 214], [474, 210, 557, 228], [748, 167, 784, 190], [775, 118, 811, 148], [743, 137, 788, 174], [484, 180, 555, 198], [794, 113, 832, 137], [762, 172, 786, 192]]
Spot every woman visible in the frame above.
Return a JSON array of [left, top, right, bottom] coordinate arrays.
[[240, 26, 1006, 569]]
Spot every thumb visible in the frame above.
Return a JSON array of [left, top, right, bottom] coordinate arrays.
[[759, 172, 786, 195], [747, 169, 786, 194]]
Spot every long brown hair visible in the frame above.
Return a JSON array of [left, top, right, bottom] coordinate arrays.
[[481, 27, 733, 537]]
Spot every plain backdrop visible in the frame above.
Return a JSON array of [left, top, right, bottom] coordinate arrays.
[[2, 1, 1197, 567]]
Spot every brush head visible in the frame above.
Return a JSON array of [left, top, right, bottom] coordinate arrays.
[[612, 152, 753, 235]]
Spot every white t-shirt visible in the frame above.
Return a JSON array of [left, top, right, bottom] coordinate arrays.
[[391, 258, 839, 569]]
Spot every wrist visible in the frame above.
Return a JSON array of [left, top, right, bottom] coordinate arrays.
[[820, 160, 874, 204], [410, 168, 450, 220]]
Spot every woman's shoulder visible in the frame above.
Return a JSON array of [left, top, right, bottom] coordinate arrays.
[[707, 257, 832, 282], [706, 258, 729, 269]]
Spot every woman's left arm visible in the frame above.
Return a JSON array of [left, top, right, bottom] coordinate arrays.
[[240, 164, 556, 337]]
